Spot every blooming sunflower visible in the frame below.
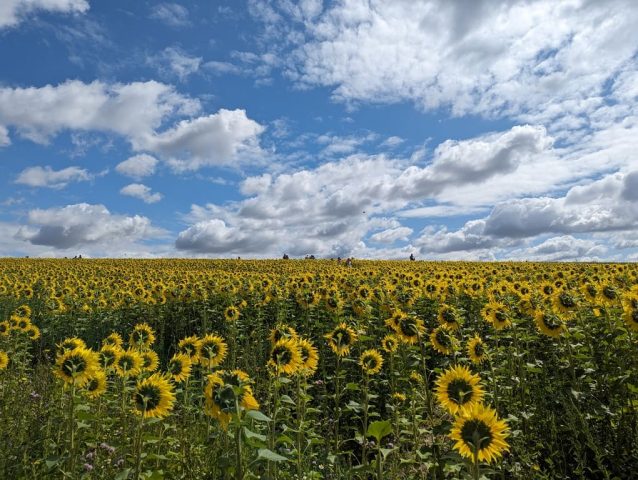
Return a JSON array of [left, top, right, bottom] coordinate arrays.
[[99, 345, 122, 371], [224, 305, 240, 322], [114, 349, 143, 378], [438, 304, 462, 331], [297, 338, 319, 376], [435, 365, 485, 415], [177, 335, 201, 359], [198, 334, 228, 368], [268, 338, 303, 375], [54, 347, 99, 386], [325, 322, 358, 357], [600, 283, 619, 307], [133, 373, 176, 419], [0, 321, 10, 337], [25, 324, 41, 341], [14, 304, 31, 318], [102, 332, 124, 349], [552, 291, 579, 317], [359, 349, 384, 375], [391, 392, 407, 403], [467, 335, 488, 364], [621, 293, 638, 332], [141, 350, 160, 372], [167, 353, 192, 383], [204, 369, 259, 429], [534, 309, 566, 338], [0, 350, 8, 370], [430, 326, 456, 355], [58, 337, 87, 353], [381, 334, 399, 354], [482, 301, 511, 330], [450, 403, 510, 464], [269, 324, 299, 344], [83, 369, 108, 399], [129, 323, 156, 350], [393, 315, 425, 344], [12, 315, 31, 331]]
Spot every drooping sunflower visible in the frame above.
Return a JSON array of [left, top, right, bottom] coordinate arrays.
[[114, 349, 143, 378], [167, 353, 192, 383], [268, 338, 303, 375], [54, 347, 99, 386], [83, 369, 108, 399], [325, 322, 358, 357], [141, 350, 160, 372], [99, 345, 122, 371], [133, 373, 176, 419], [204, 369, 259, 429], [438, 304, 462, 331], [381, 334, 399, 354], [467, 335, 488, 364], [0, 350, 8, 370], [430, 326, 456, 355], [177, 335, 201, 359], [600, 283, 620, 307], [450, 403, 510, 464], [435, 365, 485, 415], [534, 309, 566, 338], [552, 290, 579, 317], [621, 293, 638, 332], [224, 305, 240, 322], [58, 337, 87, 354], [129, 323, 156, 350], [359, 349, 384, 375], [297, 338, 319, 376], [198, 334, 228, 368], [102, 332, 124, 349]]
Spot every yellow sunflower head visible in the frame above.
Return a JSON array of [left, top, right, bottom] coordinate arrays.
[[99, 345, 122, 370], [177, 335, 201, 359], [435, 365, 485, 415], [133, 373, 176, 418], [268, 338, 302, 376], [622, 293, 638, 332], [430, 326, 457, 355], [325, 322, 358, 357], [450, 403, 510, 464], [102, 332, 124, 349], [58, 337, 87, 354], [167, 353, 192, 383], [534, 309, 566, 338], [483, 301, 511, 330], [54, 347, 99, 386], [359, 349, 384, 375], [393, 315, 425, 344], [0, 321, 10, 337], [114, 349, 143, 378], [297, 338, 319, 376], [269, 324, 299, 345], [224, 305, 240, 322], [83, 369, 108, 399], [25, 324, 41, 341], [198, 334, 228, 369], [204, 369, 259, 429], [129, 323, 156, 350], [467, 335, 488, 364], [438, 305, 462, 331], [14, 304, 32, 318], [141, 350, 160, 372], [0, 350, 8, 370], [381, 334, 399, 353]]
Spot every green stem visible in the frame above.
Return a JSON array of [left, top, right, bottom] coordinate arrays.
[[234, 395, 243, 480]]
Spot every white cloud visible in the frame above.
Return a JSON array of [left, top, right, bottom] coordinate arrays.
[[149, 2, 189, 28], [370, 226, 413, 244], [15, 165, 92, 189], [150, 47, 202, 82], [140, 109, 266, 171], [0, 0, 88, 28], [505, 236, 607, 262], [116, 154, 159, 179], [0, 125, 9, 146], [380, 136, 404, 148], [15, 203, 162, 250], [120, 183, 163, 204]]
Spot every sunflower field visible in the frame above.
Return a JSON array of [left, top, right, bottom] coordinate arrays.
[[0, 258, 637, 479]]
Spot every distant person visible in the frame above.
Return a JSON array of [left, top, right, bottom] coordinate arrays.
[[409, 253, 415, 261], [283, 253, 289, 259]]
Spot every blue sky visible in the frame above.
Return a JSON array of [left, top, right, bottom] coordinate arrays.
[[0, 0, 637, 260]]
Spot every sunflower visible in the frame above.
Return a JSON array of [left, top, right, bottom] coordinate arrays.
[[0, 350, 8, 370], [224, 305, 240, 322], [580, 282, 600, 304], [482, 301, 511, 330], [268, 338, 303, 375], [114, 349, 143, 378], [534, 309, 566, 338], [325, 322, 358, 357], [552, 291, 579, 317], [177, 335, 201, 359], [133, 373, 176, 419], [621, 293, 638, 332], [438, 304, 462, 331], [391, 392, 407, 403], [25, 324, 41, 341], [435, 365, 485, 415], [467, 335, 488, 364], [359, 349, 384, 375], [14, 304, 32, 318], [539, 281, 556, 298], [102, 332, 124, 349], [83, 369, 108, 399], [381, 334, 399, 354], [167, 353, 192, 383], [58, 337, 87, 353], [54, 347, 99, 386], [450, 403, 510, 464], [394, 315, 425, 344], [430, 326, 456, 355], [204, 370, 259, 428], [409, 371, 424, 387], [141, 350, 160, 372], [198, 334, 228, 368], [99, 345, 122, 370], [0, 321, 10, 337], [13, 315, 31, 331], [600, 283, 619, 306], [269, 324, 299, 344], [129, 323, 156, 350], [297, 338, 319, 376]]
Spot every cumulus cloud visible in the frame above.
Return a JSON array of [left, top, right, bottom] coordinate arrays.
[[15, 165, 92, 188], [116, 154, 159, 179], [149, 2, 189, 28], [0, 0, 88, 28], [120, 183, 163, 204], [506, 236, 607, 262], [0, 125, 10, 146], [149, 47, 202, 82], [370, 227, 413, 244], [15, 203, 161, 250]]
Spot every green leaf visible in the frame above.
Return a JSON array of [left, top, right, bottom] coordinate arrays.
[[246, 410, 272, 422], [244, 427, 267, 442], [280, 394, 296, 405], [257, 448, 288, 462], [367, 420, 392, 443], [114, 468, 133, 480], [380, 447, 395, 460]]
